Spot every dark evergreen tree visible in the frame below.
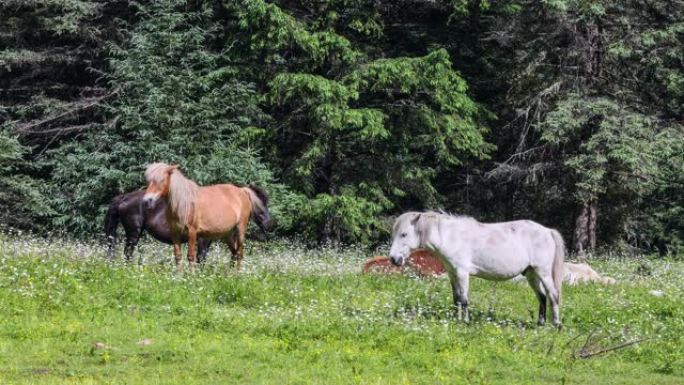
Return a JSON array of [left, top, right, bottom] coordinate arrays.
[[0, 0, 681, 252]]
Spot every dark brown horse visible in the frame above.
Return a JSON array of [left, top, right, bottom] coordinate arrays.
[[105, 190, 211, 263]]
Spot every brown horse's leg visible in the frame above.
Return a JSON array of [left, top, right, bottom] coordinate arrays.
[[235, 222, 247, 272], [235, 238, 244, 272], [187, 228, 197, 274], [173, 241, 182, 272], [226, 231, 239, 269]]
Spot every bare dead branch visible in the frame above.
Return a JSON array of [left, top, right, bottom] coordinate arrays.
[[578, 338, 652, 359], [13, 89, 119, 136], [24, 123, 102, 136]]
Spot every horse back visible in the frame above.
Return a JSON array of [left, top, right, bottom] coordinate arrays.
[[194, 184, 250, 237], [108, 190, 146, 226], [108, 189, 180, 242], [490, 220, 561, 270], [483, 220, 554, 245], [447, 218, 556, 277], [112, 190, 146, 212]]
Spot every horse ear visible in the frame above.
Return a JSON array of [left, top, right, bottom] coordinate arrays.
[[410, 213, 422, 226], [167, 164, 180, 173]]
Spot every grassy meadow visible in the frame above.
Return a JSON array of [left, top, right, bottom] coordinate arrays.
[[1, 232, 683, 384]]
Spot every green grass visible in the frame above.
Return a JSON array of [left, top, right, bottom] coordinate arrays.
[[1, 235, 683, 384]]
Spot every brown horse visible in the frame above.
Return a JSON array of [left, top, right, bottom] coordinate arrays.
[[142, 163, 273, 273], [363, 249, 446, 277]]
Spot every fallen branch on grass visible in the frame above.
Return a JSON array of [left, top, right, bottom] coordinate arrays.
[[577, 337, 652, 359]]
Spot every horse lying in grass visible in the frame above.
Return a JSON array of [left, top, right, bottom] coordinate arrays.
[[511, 262, 616, 285], [143, 163, 273, 273], [363, 249, 446, 277], [389, 211, 565, 327], [105, 190, 211, 264], [562, 262, 616, 285]]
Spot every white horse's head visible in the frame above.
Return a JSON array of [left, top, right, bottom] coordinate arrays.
[[388, 212, 423, 266]]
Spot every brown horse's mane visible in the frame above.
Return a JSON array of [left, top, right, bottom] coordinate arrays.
[[232, 183, 270, 205], [247, 184, 269, 206], [145, 162, 198, 226]]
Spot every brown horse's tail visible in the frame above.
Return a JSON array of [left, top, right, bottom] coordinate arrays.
[[550, 229, 566, 303], [242, 185, 274, 231], [104, 198, 121, 258]]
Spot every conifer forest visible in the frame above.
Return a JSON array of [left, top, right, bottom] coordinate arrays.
[[1, 0, 683, 252]]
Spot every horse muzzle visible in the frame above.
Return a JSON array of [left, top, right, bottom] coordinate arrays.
[[389, 255, 405, 267], [142, 194, 158, 208], [262, 217, 274, 231]]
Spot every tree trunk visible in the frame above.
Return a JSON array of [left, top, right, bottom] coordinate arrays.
[[588, 203, 598, 250], [574, 204, 589, 258], [585, 22, 604, 84], [574, 201, 598, 258], [320, 145, 342, 245], [322, 215, 341, 246]]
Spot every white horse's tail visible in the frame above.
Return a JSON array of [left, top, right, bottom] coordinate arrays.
[[550, 229, 565, 302]]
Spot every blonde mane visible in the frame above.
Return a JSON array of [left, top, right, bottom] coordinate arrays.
[[145, 162, 199, 226], [144, 162, 170, 185]]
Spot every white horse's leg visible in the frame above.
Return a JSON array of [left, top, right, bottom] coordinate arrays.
[[448, 273, 461, 320], [458, 271, 470, 323], [537, 272, 561, 327], [524, 271, 547, 326], [449, 271, 470, 323]]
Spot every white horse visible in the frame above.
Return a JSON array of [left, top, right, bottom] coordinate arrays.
[[389, 211, 565, 326]]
